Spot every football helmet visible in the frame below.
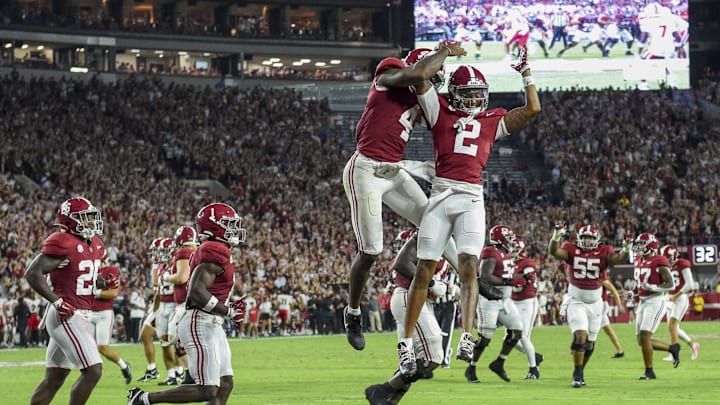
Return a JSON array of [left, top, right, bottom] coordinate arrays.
[[448, 65, 489, 116], [634, 233, 659, 257], [393, 228, 418, 253], [149, 238, 163, 262], [489, 225, 516, 253], [576, 225, 600, 250], [403, 48, 445, 90], [159, 238, 175, 262], [513, 238, 527, 260], [659, 244, 678, 265], [196, 203, 246, 246], [174, 225, 198, 247], [57, 197, 103, 240]]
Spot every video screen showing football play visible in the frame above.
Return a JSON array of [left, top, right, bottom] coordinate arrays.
[[414, 0, 689, 92]]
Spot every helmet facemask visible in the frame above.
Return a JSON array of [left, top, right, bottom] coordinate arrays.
[[71, 208, 103, 240], [450, 85, 489, 116], [215, 216, 246, 247]]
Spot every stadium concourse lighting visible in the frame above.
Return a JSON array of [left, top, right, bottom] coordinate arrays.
[[330, 59, 341, 64], [315, 62, 326, 67], [300, 58, 311, 63], [292, 61, 303, 66], [3, 43, 11, 49], [70, 67, 89, 73]]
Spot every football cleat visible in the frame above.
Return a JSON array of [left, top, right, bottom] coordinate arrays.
[[571, 377, 584, 388], [613, 351, 625, 358], [122, 362, 132, 385], [127, 387, 145, 405], [137, 368, 159, 382], [691, 342, 700, 360], [525, 367, 540, 380], [158, 376, 178, 386], [489, 359, 511, 382], [464, 365, 480, 383], [344, 307, 365, 351], [364, 384, 392, 405], [535, 352, 544, 367], [662, 354, 674, 362], [639, 372, 657, 380], [669, 343, 681, 368], [397, 342, 417, 376], [456, 332, 475, 362], [182, 370, 195, 385]]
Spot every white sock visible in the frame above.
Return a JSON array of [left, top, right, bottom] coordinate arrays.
[[400, 337, 413, 347], [677, 328, 692, 344], [141, 392, 150, 405], [147, 363, 156, 371], [175, 366, 184, 375], [347, 307, 361, 316], [168, 369, 176, 379], [118, 359, 128, 369]]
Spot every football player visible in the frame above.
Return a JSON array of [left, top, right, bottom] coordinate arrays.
[[90, 263, 132, 384], [365, 229, 446, 405], [399, 45, 540, 377], [129, 203, 247, 404], [510, 238, 544, 380], [342, 40, 465, 352], [137, 238, 163, 382], [660, 245, 700, 363], [632, 233, 676, 379], [162, 226, 199, 383], [465, 226, 523, 384], [155, 238, 181, 386], [24, 197, 115, 404], [548, 224, 630, 387], [600, 273, 625, 358]]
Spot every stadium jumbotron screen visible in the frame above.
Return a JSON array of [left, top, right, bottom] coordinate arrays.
[[414, 0, 689, 92]]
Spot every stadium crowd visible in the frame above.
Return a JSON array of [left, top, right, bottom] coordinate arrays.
[[1, 69, 719, 348]]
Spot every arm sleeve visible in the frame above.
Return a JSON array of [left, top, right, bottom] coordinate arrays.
[[679, 267, 694, 293], [416, 87, 440, 128]]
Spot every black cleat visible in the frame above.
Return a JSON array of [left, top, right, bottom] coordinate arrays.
[[571, 377, 584, 388], [182, 370, 195, 385], [344, 307, 365, 351], [365, 384, 392, 405], [127, 387, 145, 405], [612, 351, 625, 358], [136, 368, 159, 382], [158, 376, 178, 386], [465, 365, 480, 383], [489, 359, 511, 382], [535, 352, 544, 367], [122, 362, 132, 385], [639, 372, 657, 380], [669, 343, 681, 368], [525, 367, 540, 380]]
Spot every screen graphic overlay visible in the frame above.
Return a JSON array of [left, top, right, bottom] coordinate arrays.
[[414, 0, 689, 92]]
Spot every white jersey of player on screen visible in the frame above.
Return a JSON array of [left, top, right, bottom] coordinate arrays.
[[454, 23, 483, 45], [639, 3, 676, 59]]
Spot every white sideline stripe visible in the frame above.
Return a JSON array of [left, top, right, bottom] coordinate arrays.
[[0, 361, 45, 367]]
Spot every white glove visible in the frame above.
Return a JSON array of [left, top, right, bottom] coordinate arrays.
[[621, 238, 633, 255], [429, 280, 448, 297], [551, 223, 567, 242], [162, 272, 172, 281]]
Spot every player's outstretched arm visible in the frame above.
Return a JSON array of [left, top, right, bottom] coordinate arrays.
[[504, 46, 541, 133], [547, 223, 569, 261], [378, 40, 466, 91]]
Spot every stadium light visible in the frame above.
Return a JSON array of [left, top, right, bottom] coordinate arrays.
[[70, 67, 89, 73], [330, 59, 341, 65], [315, 62, 326, 67]]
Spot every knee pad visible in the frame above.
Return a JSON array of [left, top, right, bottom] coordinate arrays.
[[504, 330, 522, 348]]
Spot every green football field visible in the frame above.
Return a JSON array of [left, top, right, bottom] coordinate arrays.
[[0, 321, 717, 404], [415, 40, 690, 92]]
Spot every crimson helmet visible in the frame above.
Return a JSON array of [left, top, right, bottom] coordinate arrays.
[[196, 203, 246, 246], [174, 225, 198, 247], [403, 48, 445, 90], [576, 225, 601, 250], [513, 238, 527, 260], [489, 225, 516, 253], [393, 228, 418, 253], [634, 233, 659, 257], [159, 238, 175, 262], [448, 65, 489, 116], [148, 238, 163, 262], [57, 197, 103, 240], [659, 244, 678, 264]]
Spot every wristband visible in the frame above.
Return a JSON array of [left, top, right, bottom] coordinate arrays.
[[95, 289, 103, 298], [522, 75, 535, 87], [203, 296, 219, 312]]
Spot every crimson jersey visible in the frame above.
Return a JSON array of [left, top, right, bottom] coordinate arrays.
[[41, 232, 106, 310], [669, 258, 692, 295], [423, 93, 507, 184], [480, 246, 515, 281], [158, 261, 175, 303], [187, 241, 235, 306], [355, 57, 419, 163], [560, 242, 615, 290], [92, 265, 119, 311], [511, 257, 537, 301], [171, 247, 194, 304], [634, 255, 671, 298]]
